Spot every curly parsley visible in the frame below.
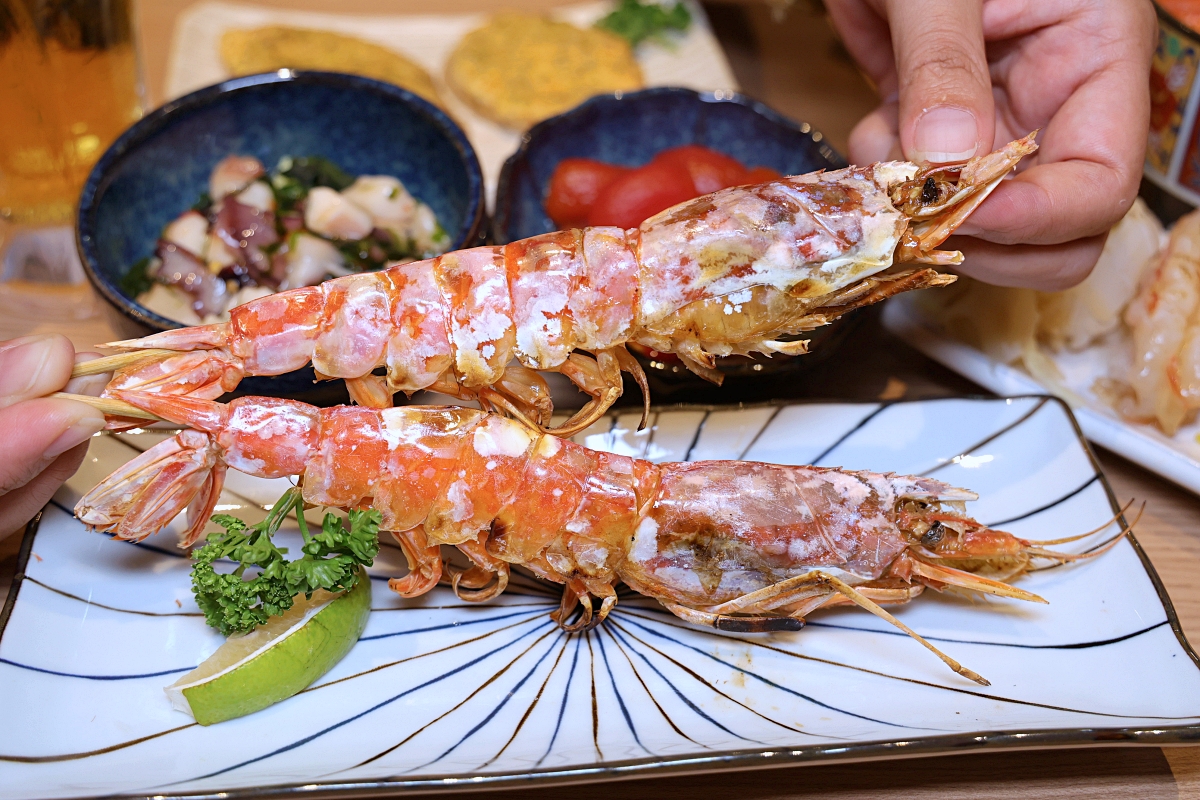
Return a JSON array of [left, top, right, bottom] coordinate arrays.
[[596, 0, 691, 47], [190, 487, 380, 636]]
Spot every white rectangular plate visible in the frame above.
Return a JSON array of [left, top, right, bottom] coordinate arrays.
[[882, 295, 1200, 496], [1, 397, 1198, 800], [164, 0, 738, 205]]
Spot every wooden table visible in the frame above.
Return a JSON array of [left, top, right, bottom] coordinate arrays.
[[2, 0, 1199, 796]]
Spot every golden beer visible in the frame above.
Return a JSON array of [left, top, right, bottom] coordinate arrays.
[[0, 1, 143, 225]]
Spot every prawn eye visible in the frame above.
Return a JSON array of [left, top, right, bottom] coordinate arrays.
[[920, 176, 938, 205], [921, 521, 946, 547]]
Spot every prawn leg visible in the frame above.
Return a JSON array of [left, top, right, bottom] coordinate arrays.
[[670, 570, 989, 686], [448, 533, 510, 602], [552, 580, 617, 633], [389, 527, 443, 597]]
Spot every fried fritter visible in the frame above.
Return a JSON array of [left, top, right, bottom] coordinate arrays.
[[220, 26, 443, 109], [446, 13, 643, 130]]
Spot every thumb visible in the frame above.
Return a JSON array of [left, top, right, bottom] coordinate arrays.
[[887, 0, 995, 164]]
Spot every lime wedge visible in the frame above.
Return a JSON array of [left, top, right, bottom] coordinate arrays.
[[166, 567, 371, 725]]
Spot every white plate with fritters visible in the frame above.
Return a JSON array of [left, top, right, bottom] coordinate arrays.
[[164, 1, 738, 207]]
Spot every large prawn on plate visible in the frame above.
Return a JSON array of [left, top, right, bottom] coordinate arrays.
[[79, 134, 1039, 436], [70, 385, 1125, 686]]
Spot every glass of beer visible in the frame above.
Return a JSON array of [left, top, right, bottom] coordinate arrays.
[[0, 0, 143, 283]]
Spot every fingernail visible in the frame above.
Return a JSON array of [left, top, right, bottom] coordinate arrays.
[[0, 335, 58, 403], [913, 106, 979, 163], [43, 415, 106, 460]]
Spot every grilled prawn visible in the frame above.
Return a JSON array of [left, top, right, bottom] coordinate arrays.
[[73, 385, 1116, 685], [84, 134, 1038, 436]]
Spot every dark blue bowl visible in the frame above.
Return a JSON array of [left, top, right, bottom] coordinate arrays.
[[493, 87, 846, 243], [493, 87, 855, 391], [77, 70, 486, 402]]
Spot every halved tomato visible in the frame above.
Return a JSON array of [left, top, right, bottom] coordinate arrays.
[[586, 160, 697, 229], [652, 145, 749, 194], [545, 159, 630, 228]]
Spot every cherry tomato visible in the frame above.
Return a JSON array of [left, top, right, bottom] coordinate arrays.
[[652, 145, 749, 194], [745, 165, 783, 184], [586, 160, 697, 229], [545, 158, 630, 228]]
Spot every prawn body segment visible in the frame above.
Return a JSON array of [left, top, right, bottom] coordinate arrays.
[[98, 136, 1037, 430], [75, 389, 1110, 684]]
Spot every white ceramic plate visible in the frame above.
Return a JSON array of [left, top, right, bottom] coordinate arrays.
[[1, 397, 1198, 800], [882, 296, 1200, 496], [164, 1, 738, 206]]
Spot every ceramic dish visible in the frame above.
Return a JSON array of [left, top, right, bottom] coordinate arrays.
[[76, 70, 485, 400], [1, 397, 1197, 799], [881, 295, 1200, 497]]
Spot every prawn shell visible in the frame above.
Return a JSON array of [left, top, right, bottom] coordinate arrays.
[[424, 414, 534, 544], [571, 227, 639, 352], [229, 286, 325, 375], [622, 462, 910, 605], [312, 271, 394, 379], [376, 406, 483, 531], [435, 247, 515, 388], [489, 433, 595, 563], [217, 396, 318, 478], [507, 230, 582, 369], [386, 261, 454, 392], [302, 406, 390, 508], [634, 172, 905, 327]]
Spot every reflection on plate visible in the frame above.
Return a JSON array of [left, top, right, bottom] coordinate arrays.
[[1, 397, 1198, 799], [883, 295, 1200, 496]]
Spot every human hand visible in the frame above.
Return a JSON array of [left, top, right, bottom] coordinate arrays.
[[0, 334, 108, 541], [825, 0, 1157, 290]]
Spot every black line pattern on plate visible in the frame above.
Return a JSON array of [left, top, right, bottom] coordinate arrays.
[[810, 403, 885, 464], [618, 611, 1200, 721], [736, 405, 784, 460], [683, 410, 712, 462], [921, 397, 1049, 476], [984, 474, 1100, 527], [0, 658, 194, 681]]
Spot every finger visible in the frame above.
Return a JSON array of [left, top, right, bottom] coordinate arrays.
[[64, 352, 111, 397], [0, 444, 90, 541], [887, 0, 995, 164], [848, 102, 902, 165], [0, 397, 105, 497], [0, 334, 77, 410], [950, 233, 1108, 291], [825, 0, 898, 94], [956, 62, 1150, 245]]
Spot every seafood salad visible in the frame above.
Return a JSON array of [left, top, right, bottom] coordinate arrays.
[[126, 154, 450, 326]]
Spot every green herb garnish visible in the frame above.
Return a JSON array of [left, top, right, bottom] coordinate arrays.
[[121, 256, 155, 299], [596, 0, 691, 47], [190, 487, 380, 636]]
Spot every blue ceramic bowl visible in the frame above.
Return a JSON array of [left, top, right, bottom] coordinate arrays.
[[77, 71, 486, 401], [493, 87, 855, 390], [493, 87, 846, 243]]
